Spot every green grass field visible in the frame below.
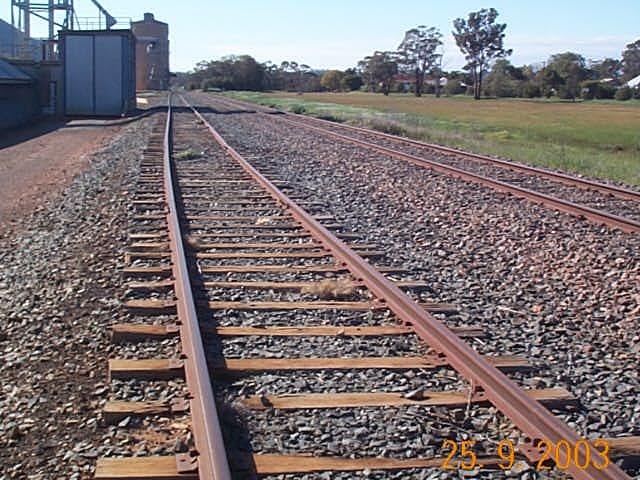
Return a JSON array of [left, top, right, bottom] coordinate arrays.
[[222, 91, 640, 186]]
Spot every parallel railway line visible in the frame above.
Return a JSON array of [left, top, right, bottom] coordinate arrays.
[[208, 94, 640, 233], [293, 114, 640, 203], [90, 95, 640, 480]]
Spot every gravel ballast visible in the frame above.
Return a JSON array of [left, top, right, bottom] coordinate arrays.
[[184, 93, 639, 478], [278, 113, 640, 222], [0, 115, 154, 479], [6, 96, 630, 479], [166, 102, 626, 479]]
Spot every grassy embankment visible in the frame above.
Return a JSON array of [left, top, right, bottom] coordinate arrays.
[[222, 91, 640, 186]]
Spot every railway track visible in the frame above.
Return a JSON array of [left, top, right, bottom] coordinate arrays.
[[92, 95, 639, 479], [208, 94, 640, 234]]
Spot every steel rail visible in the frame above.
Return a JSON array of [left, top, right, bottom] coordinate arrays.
[[181, 93, 632, 480], [274, 115, 640, 234], [207, 95, 639, 232], [214, 94, 640, 202], [163, 94, 232, 479], [287, 112, 640, 202]]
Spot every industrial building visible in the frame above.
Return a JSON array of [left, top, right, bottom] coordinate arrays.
[[132, 13, 169, 91], [0, 57, 39, 129], [0, 1, 148, 125], [0, 4, 172, 126], [60, 29, 136, 116], [0, 17, 41, 60]]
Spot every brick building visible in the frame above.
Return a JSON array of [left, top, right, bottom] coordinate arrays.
[[131, 13, 169, 90]]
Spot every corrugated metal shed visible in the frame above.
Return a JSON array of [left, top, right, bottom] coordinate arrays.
[[60, 29, 136, 116], [0, 57, 32, 84], [0, 18, 41, 60], [0, 59, 39, 129]]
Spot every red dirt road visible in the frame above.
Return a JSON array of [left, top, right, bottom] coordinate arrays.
[[0, 121, 121, 230]]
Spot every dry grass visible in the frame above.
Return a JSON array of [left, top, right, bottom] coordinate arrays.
[[300, 277, 356, 299], [226, 91, 640, 185], [175, 149, 200, 161], [183, 235, 202, 249], [269, 92, 639, 150]]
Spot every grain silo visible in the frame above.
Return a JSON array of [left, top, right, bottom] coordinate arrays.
[[131, 13, 169, 91]]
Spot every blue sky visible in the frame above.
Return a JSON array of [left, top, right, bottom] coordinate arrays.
[[2, 0, 638, 71]]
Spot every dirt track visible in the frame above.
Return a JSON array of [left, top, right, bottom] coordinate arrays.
[[0, 120, 121, 231]]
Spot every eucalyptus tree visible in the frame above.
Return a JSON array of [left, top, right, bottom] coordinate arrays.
[[278, 61, 311, 92], [452, 8, 512, 99], [622, 39, 640, 81], [484, 59, 523, 97], [543, 52, 588, 100], [591, 58, 623, 82], [320, 70, 344, 91], [262, 61, 281, 90], [341, 68, 363, 91], [358, 51, 398, 95], [295, 63, 312, 93], [397, 26, 442, 97]]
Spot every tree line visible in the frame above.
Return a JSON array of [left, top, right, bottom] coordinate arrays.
[[177, 8, 640, 101]]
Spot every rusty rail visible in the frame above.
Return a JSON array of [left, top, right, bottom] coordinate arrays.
[[214, 94, 640, 203], [273, 115, 640, 234], [288, 112, 640, 202], [181, 93, 632, 480], [164, 95, 232, 479]]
